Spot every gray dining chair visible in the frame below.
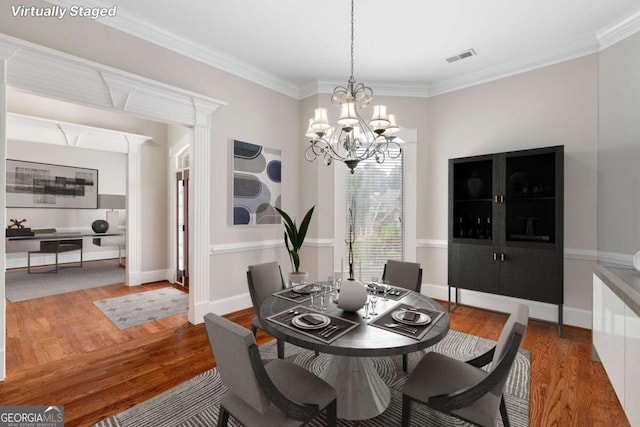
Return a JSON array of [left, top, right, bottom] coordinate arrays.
[[382, 259, 423, 372], [204, 313, 337, 427], [247, 261, 286, 359], [382, 259, 423, 293], [401, 303, 529, 427]]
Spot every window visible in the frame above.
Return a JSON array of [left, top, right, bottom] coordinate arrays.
[[345, 153, 404, 276]]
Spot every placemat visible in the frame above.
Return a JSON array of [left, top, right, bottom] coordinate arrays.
[[267, 305, 359, 344], [272, 286, 316, 303], [365, 282, 410, 301], [369, 303, 445, 340]]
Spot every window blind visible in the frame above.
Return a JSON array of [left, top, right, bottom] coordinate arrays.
[[345, 154, 404, 277]]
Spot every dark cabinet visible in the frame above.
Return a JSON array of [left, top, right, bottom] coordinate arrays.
[[448, 145, 564, 335]]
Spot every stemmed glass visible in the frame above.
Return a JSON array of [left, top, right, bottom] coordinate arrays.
[[362, 293, 371, 319], [370, 289, 379, 316]]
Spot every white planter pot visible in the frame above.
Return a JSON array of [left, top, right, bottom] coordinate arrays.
[[288, 272, 309, 287]]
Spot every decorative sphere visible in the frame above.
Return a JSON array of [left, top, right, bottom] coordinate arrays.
[[92, 219, 109, 233]]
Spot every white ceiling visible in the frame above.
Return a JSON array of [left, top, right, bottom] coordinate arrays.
[[50, 0, 640, 98]]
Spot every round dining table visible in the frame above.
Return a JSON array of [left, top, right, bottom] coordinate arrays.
[[260, 285, 450, 420]]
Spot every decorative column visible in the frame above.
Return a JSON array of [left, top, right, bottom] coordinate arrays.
[[190, 99, 222, 324], [125, 139, 142, 285]]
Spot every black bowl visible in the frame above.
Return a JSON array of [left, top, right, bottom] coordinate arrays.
[[91, 219, 109, 233]]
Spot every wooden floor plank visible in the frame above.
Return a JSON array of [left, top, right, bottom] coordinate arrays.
[[0, 281, 629, 426]]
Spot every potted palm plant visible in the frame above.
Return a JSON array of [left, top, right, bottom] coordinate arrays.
[[275, 205, 315, 286]]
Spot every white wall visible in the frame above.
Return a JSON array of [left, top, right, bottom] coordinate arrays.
[[424, 55, 599, 327], [598, 31, 640, 264]]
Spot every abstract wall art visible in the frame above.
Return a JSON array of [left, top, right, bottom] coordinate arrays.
[[6, 159, 98, 208], [232, 140, 281, 225]]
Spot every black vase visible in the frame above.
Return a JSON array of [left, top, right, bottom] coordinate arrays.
[[92, 219, 109, 233]]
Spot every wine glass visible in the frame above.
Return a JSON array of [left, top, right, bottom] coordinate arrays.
[[370, 290, 379, 316], [362, 294, 371, 319]]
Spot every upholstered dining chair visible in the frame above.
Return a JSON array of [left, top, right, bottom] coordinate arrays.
[[382, 259, 423, 293], [401, 303, 529, 427], [382, 259, 423, 372], [204, 313, 337, 427], [247, 261, 286, 359]]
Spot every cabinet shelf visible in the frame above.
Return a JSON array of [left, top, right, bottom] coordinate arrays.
[[448, 145, 564, 336]]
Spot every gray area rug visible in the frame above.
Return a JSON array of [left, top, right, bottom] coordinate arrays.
[[5, 260, 125, 302], [94, 329, 530, 426], [94, 288, 188, 330]]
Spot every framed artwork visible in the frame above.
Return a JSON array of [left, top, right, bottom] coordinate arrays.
[[232, 140, 281, 225], [6, 159, 98, 209]]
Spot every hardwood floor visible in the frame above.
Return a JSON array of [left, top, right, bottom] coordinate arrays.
[[0, 281, 629, 426]]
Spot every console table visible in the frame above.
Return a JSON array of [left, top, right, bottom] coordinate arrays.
[[6, 232, 125, 272]]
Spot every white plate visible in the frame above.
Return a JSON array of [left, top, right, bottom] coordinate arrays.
[[634, 251, 640, 272], [292, 313, 330, 330], [292, 283, 321, 294], [391, 309, 431, 326]]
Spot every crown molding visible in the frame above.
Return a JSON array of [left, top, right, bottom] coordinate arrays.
[[47, 0, 301, 100], [429, 34, 600, 97], [0, 33, 226, 126], [597, 7, 640, 50], [36, 2, 640, 100], [301, 80, 430, 100]]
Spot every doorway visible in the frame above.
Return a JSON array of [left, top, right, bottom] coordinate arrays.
[[176, 169, 189, 288]]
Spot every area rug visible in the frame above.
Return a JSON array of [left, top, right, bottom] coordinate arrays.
[[5, 259, 125, 302], [93, 288, 188, 330], [94, 329, 530, 426]]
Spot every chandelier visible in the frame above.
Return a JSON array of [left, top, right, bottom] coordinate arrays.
[[305, 0, 402, 174]]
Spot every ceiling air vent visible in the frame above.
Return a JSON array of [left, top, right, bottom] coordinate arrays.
[[446, 49, 477, 63]]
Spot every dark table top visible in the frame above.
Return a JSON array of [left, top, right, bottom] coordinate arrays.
[[260, 288, 450, 357]]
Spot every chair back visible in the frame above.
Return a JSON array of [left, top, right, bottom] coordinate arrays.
[[247, 261, 285, 310], [382, 260, 423, 292], [492, 303, 528, 367], [203, 313, 271, 414]]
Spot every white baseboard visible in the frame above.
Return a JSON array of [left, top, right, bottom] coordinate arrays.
[[207, 292, 253, 318], [138, 269, 172, 285], [423, 283, 592, 330]]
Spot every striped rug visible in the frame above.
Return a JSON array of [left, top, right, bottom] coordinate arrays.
[[94, 329, 530, 426]]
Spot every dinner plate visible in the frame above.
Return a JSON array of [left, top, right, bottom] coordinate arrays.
[[367, 282, 390, 293], [292, 283, 321, 294], [292, 313, 330, 330], [391, 309, 431, 326], [634, 250, 640, 272]]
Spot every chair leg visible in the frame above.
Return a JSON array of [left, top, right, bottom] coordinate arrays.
[[402, 353, 409, 373], [401, 395, 412, 427], [251, 325, 258, 336], [500, 394, 511, 427], [277, 338, 285, 359], [325, 399, 337, 427], [217, 406, 230, 427]]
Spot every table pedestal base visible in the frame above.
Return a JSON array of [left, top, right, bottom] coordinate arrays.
[[320, 355, 391, 420]]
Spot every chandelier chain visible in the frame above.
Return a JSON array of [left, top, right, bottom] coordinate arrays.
[[350, 0, 355, 81]]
